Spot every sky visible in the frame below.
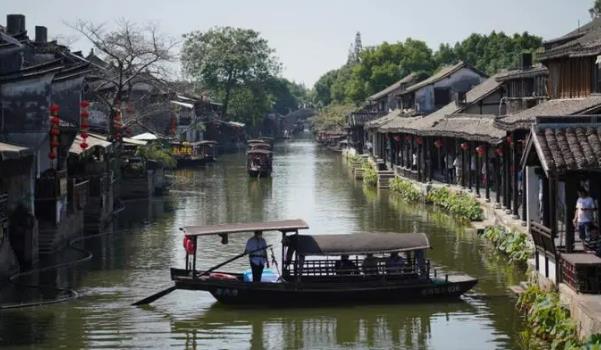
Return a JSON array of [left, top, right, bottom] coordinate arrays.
[[0, 0, 596, 87]]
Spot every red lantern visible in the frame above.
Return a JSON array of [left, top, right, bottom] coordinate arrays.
[[460, 142, 469, 151], [183, 235, 196, 254], [49, 104, 60, 161], [506, 136, 513, 145], [475, 145, 485, 157], [434, 139, 443, 149], [495, 148, 503, 157], [393, 135, 401, 142], [415, 137, 423, 145]]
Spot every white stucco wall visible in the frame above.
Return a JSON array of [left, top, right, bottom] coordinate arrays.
[[415, 68, 485, 114]]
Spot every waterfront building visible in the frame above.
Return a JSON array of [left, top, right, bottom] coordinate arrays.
[[0, 14, 94, 258]]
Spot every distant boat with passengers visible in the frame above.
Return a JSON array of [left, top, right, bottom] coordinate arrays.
[[247, 139, 273, 177], [134, 219, 478, 306]]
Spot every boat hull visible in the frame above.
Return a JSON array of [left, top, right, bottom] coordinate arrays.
[[176, 157, 217, 167], [248, 168, 271, 178], [171, 269, 477, 306]]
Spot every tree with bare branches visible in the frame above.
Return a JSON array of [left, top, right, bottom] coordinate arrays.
[[71, 19, 177, 138]]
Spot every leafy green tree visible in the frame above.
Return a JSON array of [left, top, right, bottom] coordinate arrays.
[[181, 27, 281, 120], [451, 31, 542, 74], [311, 103, 355, 132], [312, 69, 338, 106]]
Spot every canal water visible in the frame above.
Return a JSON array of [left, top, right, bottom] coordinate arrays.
[[0, 140, 526, 349]]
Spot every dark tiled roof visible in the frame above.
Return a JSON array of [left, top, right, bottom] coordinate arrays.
[[365, 109, 403, 129], [541, 19, 601, 60], [379, 74, 502, 133], [544, 17, 601, 46], [530, 117, 601, 174], [367, 73, 420, 101], [495, 64, 548, 81], [495, 95, 601, 131], [402, 61, 487, 95], [425, 114, 506, 143]]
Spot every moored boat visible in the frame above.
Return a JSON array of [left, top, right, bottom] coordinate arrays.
[[168, 220, 478, 306]]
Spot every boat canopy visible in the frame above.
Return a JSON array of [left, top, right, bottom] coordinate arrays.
[[197, 140, 217, 145], [180, 219, 309, 236], [294, 233, 430, 256], [248, 139, 268, 144], [247, 149, 272, 155]]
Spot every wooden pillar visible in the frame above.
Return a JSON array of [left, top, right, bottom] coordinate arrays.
[[461, 143, 466, 188], [467, 141, 473, 191], [408, 136, 417, 170], [475, 143, 481, 197], [444, 139, 450, 183], [485, 143, 490, 201], [565, 178, 577, 253], [399, 135, 404, 166], [388, 133, 394, 166], [512, 133, 519, 218], [428, 138, 434, 182], [521, 176, 527, 223], [503, 140, 511, 210], [417, 138, 423, 182], [494, 148, 501, 205]]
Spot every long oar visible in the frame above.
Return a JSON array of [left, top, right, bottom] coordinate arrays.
[[132, 244, 272, 306]]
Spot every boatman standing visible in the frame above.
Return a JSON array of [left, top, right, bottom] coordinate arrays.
[[245, 231, 269, 282]]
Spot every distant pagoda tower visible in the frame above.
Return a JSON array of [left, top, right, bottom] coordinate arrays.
[[347, 31, 363, 64], [354, 32, 363, 60]]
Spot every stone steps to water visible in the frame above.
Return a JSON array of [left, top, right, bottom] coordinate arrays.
[[377, 171, 395, 189]]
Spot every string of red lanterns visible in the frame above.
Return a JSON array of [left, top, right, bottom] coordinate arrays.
[[48, 103, 60, 160], [79, 100, 90, 150]]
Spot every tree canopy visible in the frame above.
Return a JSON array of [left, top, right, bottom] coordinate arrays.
[[181, 27, 281, 124], [312, 31, 542, 107]]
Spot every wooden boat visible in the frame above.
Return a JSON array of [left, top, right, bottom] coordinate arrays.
[[171, 140, 218, 166], [249, 142, 271, 151], [247, 149, 272, 177], [169, 220, 478, 306], [197, 140, 217, 163]]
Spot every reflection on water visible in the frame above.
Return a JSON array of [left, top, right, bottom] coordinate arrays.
[[0, 141, 525, 350]]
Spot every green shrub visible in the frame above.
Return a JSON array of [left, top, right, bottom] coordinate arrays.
[[137, 144, 177, 168], [517, 285, 581, 350], [362, 162, 378, 187], [425, 187, 482, 221], [482, 226, 531, 263], [389, 177, 422, 202]]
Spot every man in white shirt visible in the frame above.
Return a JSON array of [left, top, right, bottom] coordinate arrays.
[[573, 187, 597, 241], [245, 231, 269, 282]]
